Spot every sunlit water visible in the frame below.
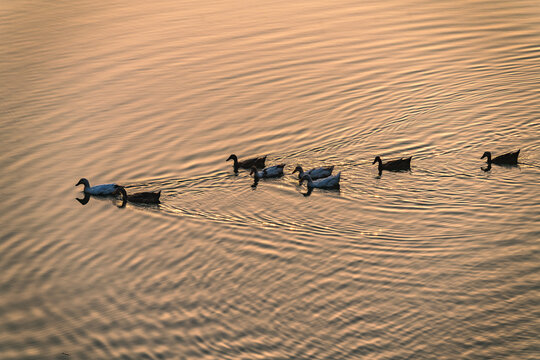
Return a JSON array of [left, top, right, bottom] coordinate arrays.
[[1, 0, 539, 359]]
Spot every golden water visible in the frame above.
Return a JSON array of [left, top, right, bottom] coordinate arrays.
[[1, 0, 539, 358]]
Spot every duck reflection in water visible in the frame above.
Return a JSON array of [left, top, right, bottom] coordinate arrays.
[[301, 184, 342, 197], [75, 193, 123, 207], [481, 162, 520, 172], [76, 193, 91, 205]]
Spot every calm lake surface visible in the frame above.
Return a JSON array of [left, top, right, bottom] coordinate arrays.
[[1, 0, 539, 359]]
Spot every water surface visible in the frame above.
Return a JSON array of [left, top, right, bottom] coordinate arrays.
[[1, 0, 539, 359]]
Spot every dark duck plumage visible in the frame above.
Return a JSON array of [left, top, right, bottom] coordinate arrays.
[[115, 186, 161, 206], [227, 154, 267, 173], [481, 150, 519, 165], [373, 156, 412, 176]]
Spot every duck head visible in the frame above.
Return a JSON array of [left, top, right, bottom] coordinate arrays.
[[372, 156, 382, 165], [75, 178, 90, 188], [227, 154, 239, 172], [481, 151, 491, 162], [292, 165, 303, 174]]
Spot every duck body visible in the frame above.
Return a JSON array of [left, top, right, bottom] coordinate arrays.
[[76, 178, 118, 195], [115, 186, 161, 206], [481, 150, 519, 165], [301, 172, 341, 189], [292, 165, 334, 182], [227, 154, 267, 172], [373, 156, 411, 175], [251, 164, 286, 180]]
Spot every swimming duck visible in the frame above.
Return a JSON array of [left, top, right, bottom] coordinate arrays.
[[292, 165, 334, 183], [300, 172, 341, 189], [250, 164, 286, 181], [372, 156, 412, 176], [481, 150, 520, 165], [115, 186, 161, 206], [75, 178, 118, 195], [227, 154, 267, 173]]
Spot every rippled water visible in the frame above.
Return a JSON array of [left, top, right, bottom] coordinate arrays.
[[1, 0, 540, 359]]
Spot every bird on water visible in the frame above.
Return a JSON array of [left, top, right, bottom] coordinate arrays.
[[75, 178, 119, 195], [481, 150, 520, 165], [226, 154, 267, 173], [372, 156, 412, 176], [292, 165, 334, 184], [114, 186, 161, 206]]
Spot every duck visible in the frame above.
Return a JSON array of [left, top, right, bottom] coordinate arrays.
[[300, 172, 341, 189], [115, 186, 161, 206], [481, 150, 519, 165], [372, 156, 412, 176], [292, 165, 334, 183], [227, 154, 267, 173], [75, 178, 118, 195], [250, 164, 286, 180]]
